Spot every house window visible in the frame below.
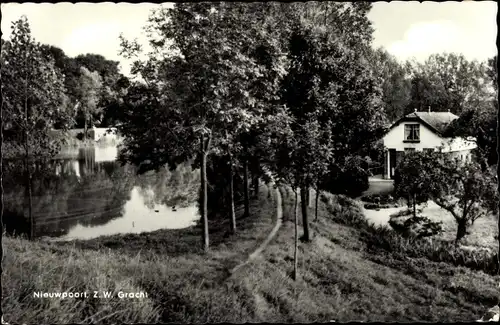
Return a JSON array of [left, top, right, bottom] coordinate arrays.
[[423, 148, 434, 153], [404, 124, 420, 142], [404, 148, 416, 153]]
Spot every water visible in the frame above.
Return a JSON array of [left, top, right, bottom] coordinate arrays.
[[2, 146, 200, 240]]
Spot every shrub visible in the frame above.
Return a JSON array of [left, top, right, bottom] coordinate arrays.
[[363, 203, 396, 210], [389, 208, 423, 219], [388, 214, 443, 239], [320, 193, 368, 228], [320, 192, 499, 276], [362, 220, 499, 275], [361, 194, 406, 210], [321, 164, 369, 198], [76, 132, 85, 141], [362, 193, 393, 205]]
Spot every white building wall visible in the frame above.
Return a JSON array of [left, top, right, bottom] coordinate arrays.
[[92, 127, 118, 142], [382, 122, 477, 153]]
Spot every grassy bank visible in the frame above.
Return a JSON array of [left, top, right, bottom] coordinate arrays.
[[2, 184, 278, 324], [3, 184, 499, 323], [256, 188, 499, 322]]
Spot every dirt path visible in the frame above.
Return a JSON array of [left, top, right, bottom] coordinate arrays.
[[229, 185, 283, 275]]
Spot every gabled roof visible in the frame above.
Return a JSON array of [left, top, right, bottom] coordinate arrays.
[[390, 111, 459, 136]]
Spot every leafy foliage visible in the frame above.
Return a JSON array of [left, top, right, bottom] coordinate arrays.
[[40, 45, 129, 128], [444, 55, 498, 167], [405, 53, 491, 115], [76, 66, 103, 133], [367, 48, 411, 122], [431, 158, 498, 244], [394, 150, 498, 244], [322, 156, 370, 198], [389, 212, 444, 240], [1, 16, 75, 240], [118, 2, 294, 249], [2, 16, 72, 159], [393, 151, 441, 212]]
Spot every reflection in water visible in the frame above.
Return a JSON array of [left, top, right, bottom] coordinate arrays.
[[2, 145, 200, 240], [59, 187, 198, 240]]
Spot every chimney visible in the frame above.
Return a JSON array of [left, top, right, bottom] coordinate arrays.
[[428, 106, 431, 113], [414, 108, 417, 113]]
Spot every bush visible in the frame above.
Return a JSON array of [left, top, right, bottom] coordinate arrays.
[[320, 193, 368, 228], [363, 228, 499, 275], [388, 214, 443, 239], [361, 194, 405, 210], [362, 193, 393, 205], [321, 164, 369, 198], [76, 132, 85, 141], [320, 193, 499, 276]]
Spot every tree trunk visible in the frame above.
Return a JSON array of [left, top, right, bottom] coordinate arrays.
[[28, 170, 33, 240], [413, 193, 417, 218], [300, 185, 310, 242], [200, 135, 209, 252], [315, 187, 320, 221], [84, 111, 88, 140], [497, 158, 500, 274], [252, 175, 259, 198], [293, 188, 299, 281], [228, 154, 236, 234], [243, 158, 250, 218], [498, 209, 500, 274], [455, 219, 467, 246]]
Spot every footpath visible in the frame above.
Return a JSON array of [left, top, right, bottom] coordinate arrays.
[[229, 185, 283, 275]]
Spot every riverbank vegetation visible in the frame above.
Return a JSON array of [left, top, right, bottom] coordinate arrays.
[[3, 185, 498, 324], [2, 2, 498, 323]]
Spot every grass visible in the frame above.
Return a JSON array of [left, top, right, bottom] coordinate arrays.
[[2, 184, 278, 324], [272, 189, 499, 321], [2, 184, 499, 323], [227, 188, 499, 322]]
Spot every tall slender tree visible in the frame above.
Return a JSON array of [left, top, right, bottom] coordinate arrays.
[[77, 67, 103, 138], [118, 3, 289, 250], [1, 16, 72, 239]]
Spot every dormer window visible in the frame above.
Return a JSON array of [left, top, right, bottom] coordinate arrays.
[[404, 124, 420, 142]]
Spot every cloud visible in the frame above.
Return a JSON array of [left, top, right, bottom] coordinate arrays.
[[62, 22, 121, 57], [388, 20, 462, 62]]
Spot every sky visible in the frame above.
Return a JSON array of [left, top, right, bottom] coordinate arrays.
[[1, 2, 497, 76]]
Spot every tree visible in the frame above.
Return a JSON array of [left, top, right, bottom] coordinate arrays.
[[40, 44, 81, 104], [1, 16, 72, 239], [394, 151, 498, 245], [74, 53, 128, 127], [367, 47, 411, 122], [486, 55, 497, 92], [393, 151, 440, 218], [40, 46, 129, 128], [431, 158, 498, 245], [275, 2, 385, 238], [77, 67, 103, 138], [118, 2, 289, 250], [445, 55, 497, 168], [279, 23, 335, 242], [406, 53, 489, 115]]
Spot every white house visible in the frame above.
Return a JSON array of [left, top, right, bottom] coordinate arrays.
[[381, 110, 477, 179]]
